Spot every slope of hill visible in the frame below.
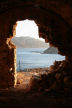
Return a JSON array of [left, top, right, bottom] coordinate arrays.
[[11, 36, 49, 48], [43, 47, 58, 54]]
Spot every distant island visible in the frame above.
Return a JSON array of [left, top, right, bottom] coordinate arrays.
[[11, 36, 58, 54], [43, 47, 58, 54], [11, 36, 49, 48]]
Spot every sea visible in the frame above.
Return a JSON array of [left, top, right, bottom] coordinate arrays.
[[16, 48, 65, 71]]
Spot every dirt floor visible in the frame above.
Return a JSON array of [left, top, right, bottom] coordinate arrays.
[[0, 67, 72, 108]]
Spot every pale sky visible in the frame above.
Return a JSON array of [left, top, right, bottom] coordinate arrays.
[[15, 19, 44, 41]]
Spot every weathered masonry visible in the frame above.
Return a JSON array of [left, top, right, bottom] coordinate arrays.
[[0, 0, 72, 88]]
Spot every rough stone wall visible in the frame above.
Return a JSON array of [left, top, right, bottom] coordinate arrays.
[[0, 16, 17, 88], [0, 0, 72, 88]]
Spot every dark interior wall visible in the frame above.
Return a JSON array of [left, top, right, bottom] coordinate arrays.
[[0, 0, 72, 88]]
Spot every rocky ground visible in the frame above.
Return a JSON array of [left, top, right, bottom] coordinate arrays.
[[29, 60, 72, 93], [0, 60, 72, 108]]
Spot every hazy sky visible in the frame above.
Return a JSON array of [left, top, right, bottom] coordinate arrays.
[[15, 19, 44, 41]]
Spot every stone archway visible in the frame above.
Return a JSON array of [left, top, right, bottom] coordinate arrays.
[[0, 1, 72, 88]]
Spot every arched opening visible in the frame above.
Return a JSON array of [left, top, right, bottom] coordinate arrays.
[[0, 1, 72, 107], [11, 19, 65, 90], [0, 2, 69, 90]]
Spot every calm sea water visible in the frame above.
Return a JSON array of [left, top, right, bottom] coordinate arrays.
[[16, 48, 65, 71]]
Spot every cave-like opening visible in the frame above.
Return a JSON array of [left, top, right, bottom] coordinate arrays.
[[11, 19, 65, 90], [0, 1, 72, 107]]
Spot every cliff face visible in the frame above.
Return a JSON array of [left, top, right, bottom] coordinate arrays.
[[43, 47, 58, 54], [11, 36, 49, 48]]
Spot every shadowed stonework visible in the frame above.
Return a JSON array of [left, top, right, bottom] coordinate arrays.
[[0, 0, 72, 89], [1, 1, 72, 108]]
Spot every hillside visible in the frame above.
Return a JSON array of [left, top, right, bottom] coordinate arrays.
[[43, 47, 58, 54], [11, 36, 49, 48]]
